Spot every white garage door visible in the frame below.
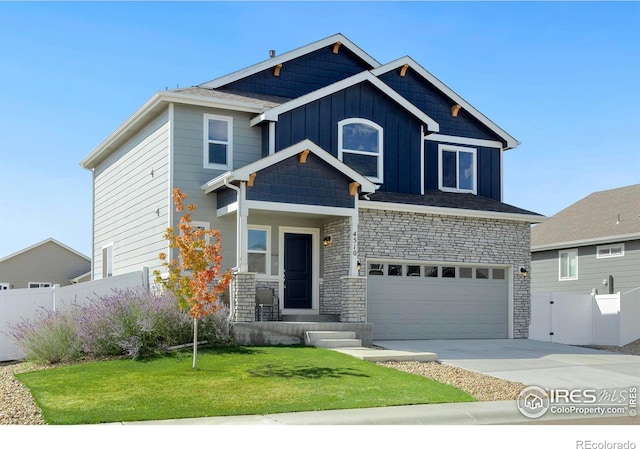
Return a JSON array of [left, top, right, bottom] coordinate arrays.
[[367, 262, 509, 340]]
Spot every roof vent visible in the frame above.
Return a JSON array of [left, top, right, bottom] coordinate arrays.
[[269, 49, 276, 59]]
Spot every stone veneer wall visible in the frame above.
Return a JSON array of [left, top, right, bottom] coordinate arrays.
[[357, 208, 532, 338], [340, 276, 366, 322], [233, 272, 257, 322], [321, 219, 351, 315]]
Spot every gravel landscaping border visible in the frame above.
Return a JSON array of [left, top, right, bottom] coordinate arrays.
[[2, 339, 638, 425]]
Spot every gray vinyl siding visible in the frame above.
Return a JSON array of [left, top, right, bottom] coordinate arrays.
[[93, 110, 170, 278], [171, 104, 262, 270], [531, 239, 640, 294], [0, 242, 90, 288]]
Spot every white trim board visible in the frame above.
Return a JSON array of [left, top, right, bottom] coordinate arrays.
[[532, 232, 640, 252], [371, 56, 519, 149], [359, 201, 546, 224], [199, 34, 380, 89], [250, 71, 439, 132], [201, 139, 376, 194]]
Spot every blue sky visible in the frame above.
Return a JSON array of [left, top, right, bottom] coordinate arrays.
[[0, 1, 638, 259]]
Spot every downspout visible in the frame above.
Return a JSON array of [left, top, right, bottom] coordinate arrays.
[[223, 178, 241, 326]]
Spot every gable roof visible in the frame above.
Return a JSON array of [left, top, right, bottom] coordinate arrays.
[[531, 184, 640, 251], [371, 56, 519, 149], [0, 239, 90, 264], [199, 34, 380, 89], [249, 71, 440, 132], [202, 139, 377, 194]]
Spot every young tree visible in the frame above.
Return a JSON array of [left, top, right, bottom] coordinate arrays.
[[154, 188, 233, 369]]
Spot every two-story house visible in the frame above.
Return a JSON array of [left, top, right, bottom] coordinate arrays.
[[80, 34, 543, 341]]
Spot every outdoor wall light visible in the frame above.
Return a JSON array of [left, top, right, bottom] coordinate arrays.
[[357, 261, 361, 272], [602, 279, 608, 286], [519, 267, 528, 278], [323, 235, 332, 247]]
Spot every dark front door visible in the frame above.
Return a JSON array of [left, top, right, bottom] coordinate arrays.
[[284, 233, 313, 309]]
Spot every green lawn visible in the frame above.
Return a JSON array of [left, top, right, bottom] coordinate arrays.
[[16, 346, 474, 424]]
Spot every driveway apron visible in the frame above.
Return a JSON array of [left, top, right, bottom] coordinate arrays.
[[374, 339, 640, 390]]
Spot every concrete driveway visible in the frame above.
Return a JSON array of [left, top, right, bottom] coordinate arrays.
[[374, 339, 640, 390]]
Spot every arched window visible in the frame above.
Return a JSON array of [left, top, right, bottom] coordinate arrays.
[[338, 118, 383, 183]]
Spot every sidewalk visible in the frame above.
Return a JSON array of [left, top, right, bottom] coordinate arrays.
[[106, 400, 634, 426]]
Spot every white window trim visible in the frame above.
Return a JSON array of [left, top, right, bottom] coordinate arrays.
[[28, 282, 52, 288], [438, 144, 477, 194], [203, 113, 233, 170], [559, 248, 578, 281], [191, 221, 211, 245], [596, 243, 625, 259], [248, 225, 271, 275], [338, 118, 384, 184], [102, 243, 114, 279]]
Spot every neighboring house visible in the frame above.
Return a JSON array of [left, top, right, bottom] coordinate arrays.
[[531, 184, 640, 295], [0, 239, 91, 289], [80, 34, 543, 340]]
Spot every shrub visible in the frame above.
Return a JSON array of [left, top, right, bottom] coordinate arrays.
[[10, 309, 82, 363], [11, 287, 232, 363]]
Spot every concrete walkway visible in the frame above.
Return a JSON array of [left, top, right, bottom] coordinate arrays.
[[374, 339, 640, 390]]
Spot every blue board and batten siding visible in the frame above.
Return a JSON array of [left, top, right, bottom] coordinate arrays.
[[379, 69, 505, 144], [245, 153, 355, 208], [221, 46, 373, 99], [274, 81, 424, 195]]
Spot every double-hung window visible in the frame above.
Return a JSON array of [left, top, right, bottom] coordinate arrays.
[[559, 249, 578, 280], [438, 144, 477, 194], [204, 114, 233, 170], [338, 118, 383, 183], [248, 226, 270, 275]]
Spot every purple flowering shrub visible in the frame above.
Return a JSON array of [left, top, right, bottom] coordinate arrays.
[[10, 309, 82, 363], [11, 287, 231, 362]]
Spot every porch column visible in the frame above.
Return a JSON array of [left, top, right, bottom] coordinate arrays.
[[238, 182, 249, 272], [232, 272, 256, 322], [340, 275, 366, 323]]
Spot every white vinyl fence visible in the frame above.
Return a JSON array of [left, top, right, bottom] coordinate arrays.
[[0, 269, 149, 361], [530, 288, 640, 347]]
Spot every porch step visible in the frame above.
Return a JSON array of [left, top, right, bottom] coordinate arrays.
[[313, 338, 363, 349], [281, 314, 340, 323], [305, 331, 357, 345]]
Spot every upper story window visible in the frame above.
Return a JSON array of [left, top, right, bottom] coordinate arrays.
[[204, 114, 233, 170], [338, 118, 383, 183], [596, 244, 624, 259], [438, 144, 477, 194], [559, 248, 578, 281]]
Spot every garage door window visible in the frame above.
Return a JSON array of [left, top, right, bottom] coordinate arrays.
[[425, 266, 438, 278], [407, 265, 421, 276], [476, 268, 489, 279], [368, 263, 384, 275], [442, 267, 456, 278], [493, 268, 505, 279], [388, 264, 402, 276]]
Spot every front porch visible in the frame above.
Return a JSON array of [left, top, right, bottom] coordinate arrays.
[[233, 321, 373, 346]]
